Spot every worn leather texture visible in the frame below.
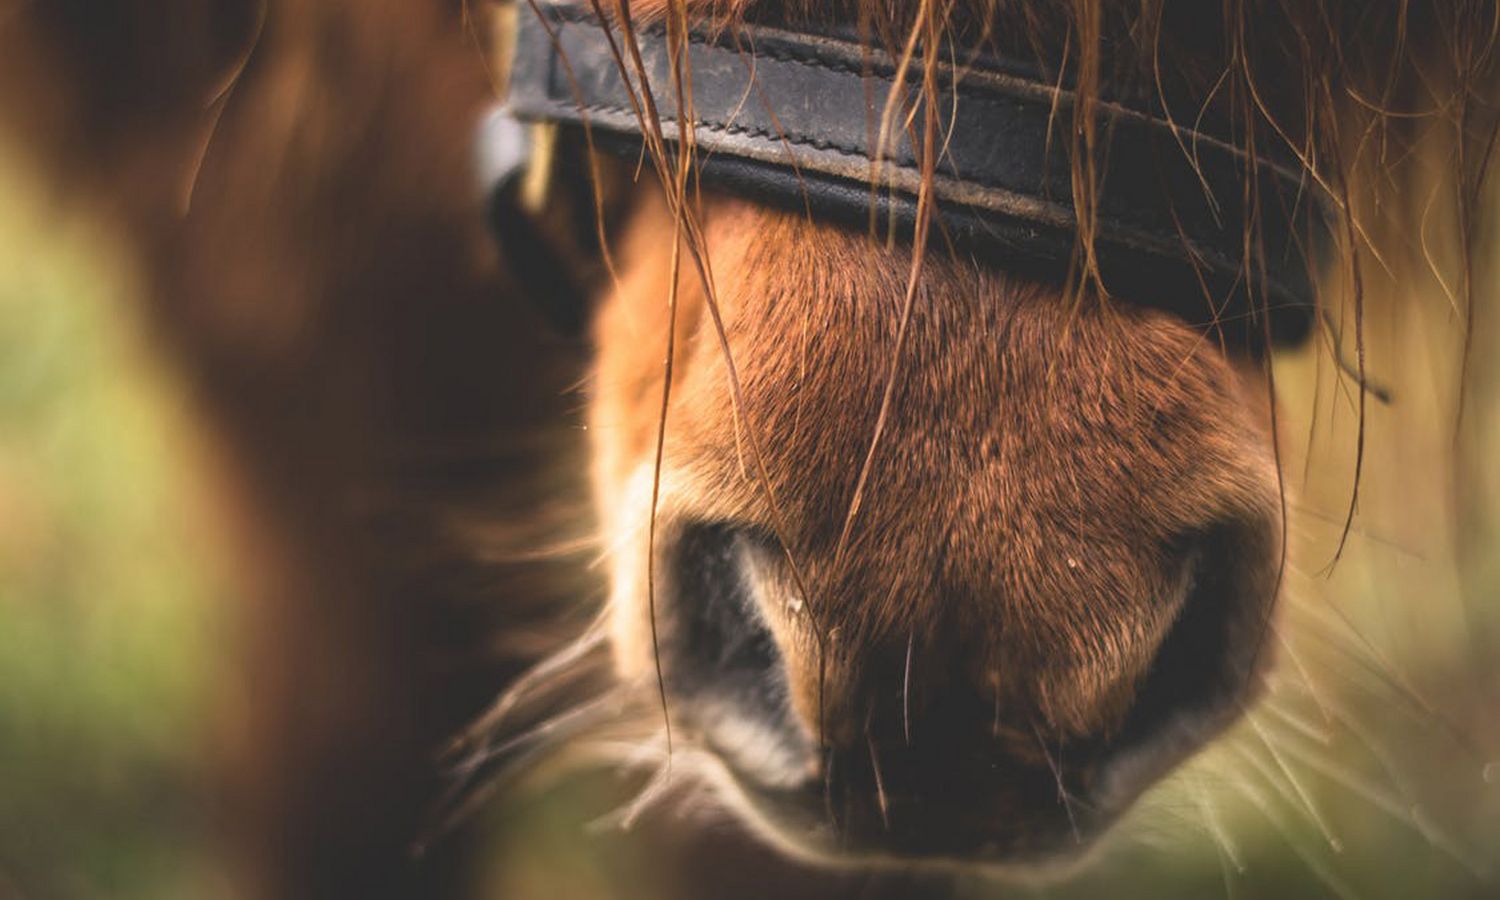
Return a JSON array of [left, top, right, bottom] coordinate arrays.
[[506, 3, 1332, 345]]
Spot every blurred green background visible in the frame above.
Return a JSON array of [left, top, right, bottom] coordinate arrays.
[[0, 142, 226, 898], [0, 122, 1497, 899]]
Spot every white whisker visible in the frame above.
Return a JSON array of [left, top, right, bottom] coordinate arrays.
[[457, 612, 613, 751], [1191, 777, 1246, 876], [1239, 717, 1344, 854], [455, 685, 634, 778], [867, 734, 892, 832], [1227, 779, 1363, 900], [1272, 726, 1492, 880], [591, 756, 678, 832]]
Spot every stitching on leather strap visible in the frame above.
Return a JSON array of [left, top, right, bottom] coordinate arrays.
[[503, 1, 1331, 343]]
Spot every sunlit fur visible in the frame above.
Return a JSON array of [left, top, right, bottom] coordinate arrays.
[[584, 188, 1283, 865]]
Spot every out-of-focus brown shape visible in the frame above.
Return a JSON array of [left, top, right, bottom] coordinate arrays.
[[0, 2, 582, 898]]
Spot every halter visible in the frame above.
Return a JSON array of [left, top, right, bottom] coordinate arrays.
[[493, 2, 1333, 346]]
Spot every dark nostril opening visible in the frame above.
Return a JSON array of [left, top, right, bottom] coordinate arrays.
[[1114, 523, 1267, 756], [661, 523, 810, 776]]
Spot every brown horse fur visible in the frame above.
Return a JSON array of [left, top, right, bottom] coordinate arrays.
[[590, 189, 1282, 862], [577, 0, 1498, 867], [1, 0, 1497, 895], [599, 192, 1281, 725]]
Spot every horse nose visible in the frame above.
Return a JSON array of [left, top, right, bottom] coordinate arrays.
[[658, 523, 818, 790]]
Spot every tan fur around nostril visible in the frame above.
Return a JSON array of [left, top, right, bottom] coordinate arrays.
[[592, 193, 1281, 799]]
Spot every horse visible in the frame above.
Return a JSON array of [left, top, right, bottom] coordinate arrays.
[[1, 0, 1495, 897]]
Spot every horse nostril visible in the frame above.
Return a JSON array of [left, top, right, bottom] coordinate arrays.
[[1110, 522, 1274, 770], [660, 523, 815, 788]]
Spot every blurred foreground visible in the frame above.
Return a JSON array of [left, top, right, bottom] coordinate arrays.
[[0, 142, 225, 898]]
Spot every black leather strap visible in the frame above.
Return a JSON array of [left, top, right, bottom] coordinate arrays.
[[506, 2, 1331, 345]]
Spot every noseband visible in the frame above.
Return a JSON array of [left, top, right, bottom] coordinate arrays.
[[492, 2, 1333, 346]]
